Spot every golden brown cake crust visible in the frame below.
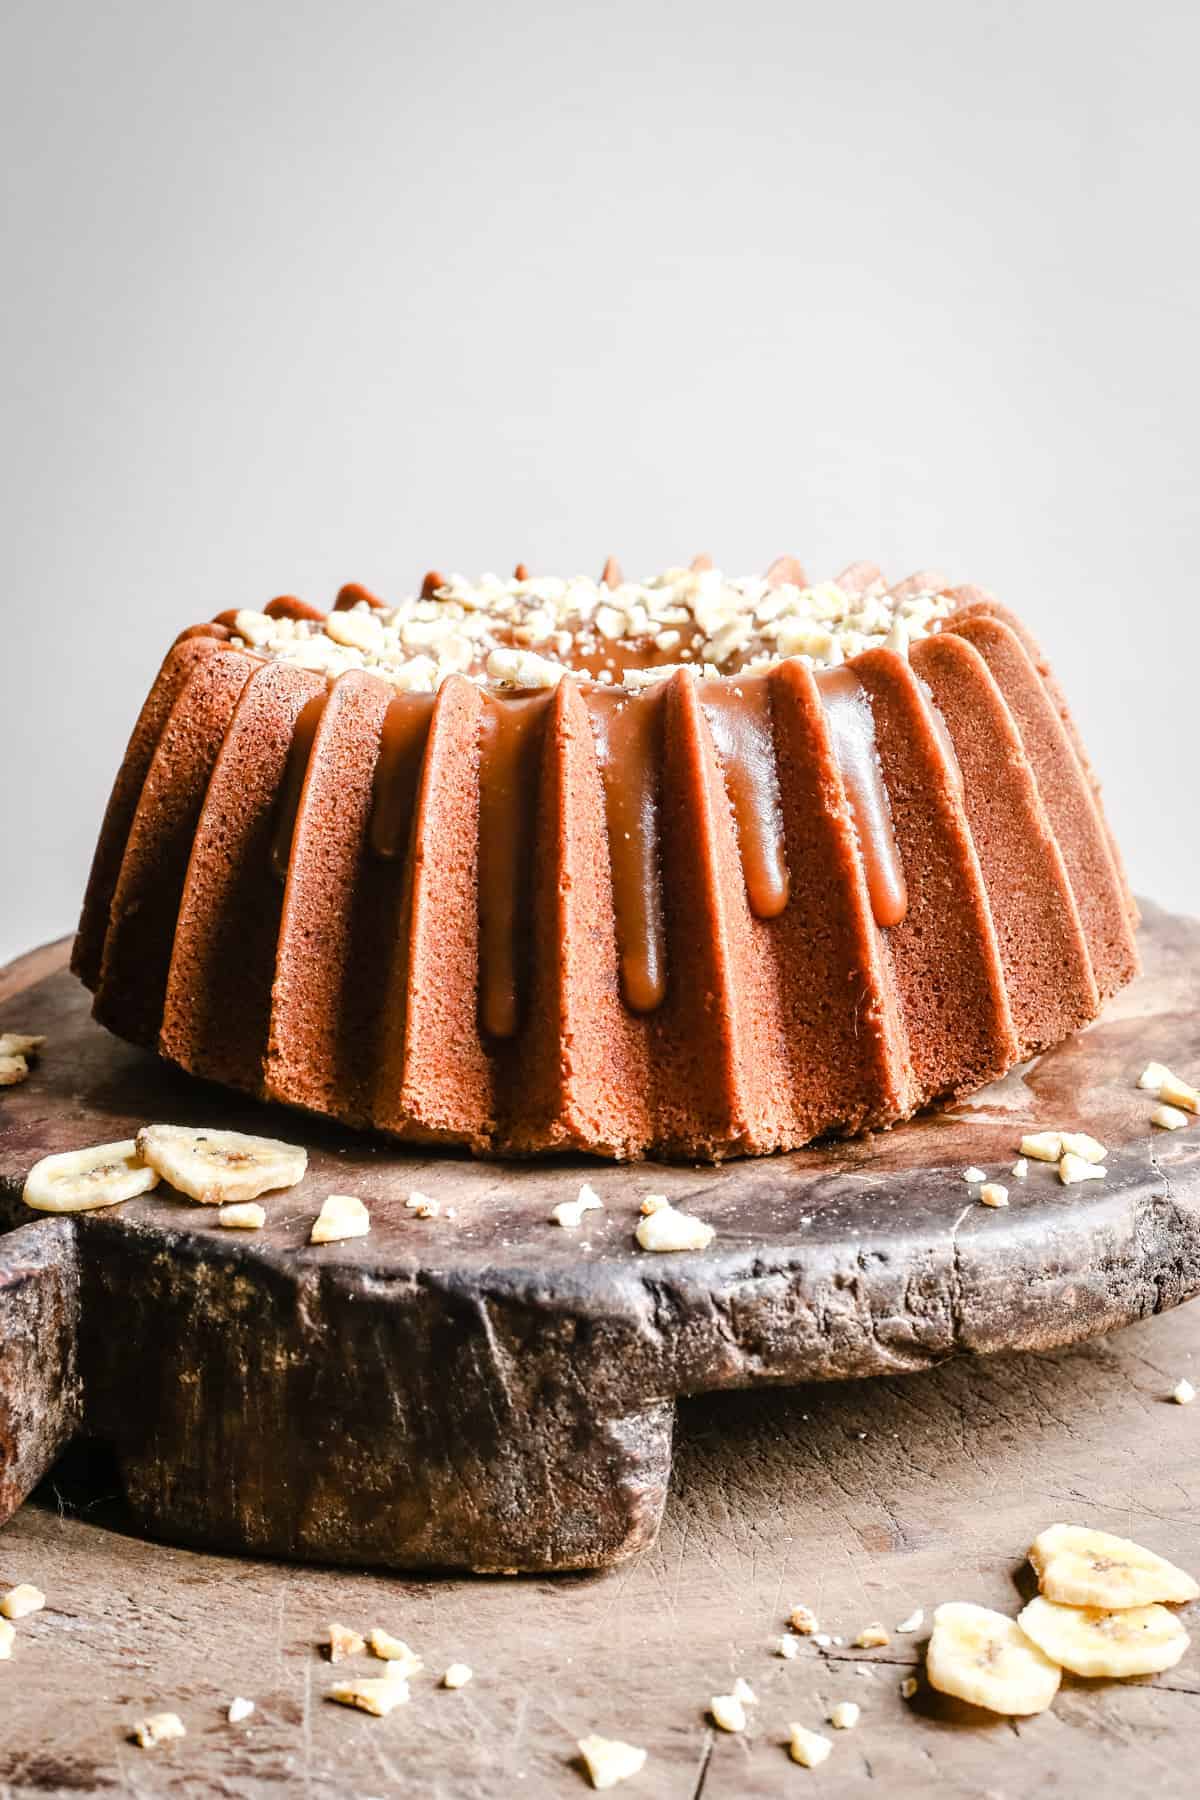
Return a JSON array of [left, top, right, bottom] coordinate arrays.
[[73, 570, 1139, 1161]]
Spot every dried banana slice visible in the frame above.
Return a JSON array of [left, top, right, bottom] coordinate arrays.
[[23, 1140, 159, 1213], [1018, 1595, 1189, 1678], [136, 1125, 306, 1205], [925, 1602, 1061, 1715], [1029, 1523, 1199, 1608]]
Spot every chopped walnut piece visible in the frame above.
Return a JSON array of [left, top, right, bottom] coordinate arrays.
[[404, 1192, 440, 1219], [0, 1584, 45, 1620], [980, 1183, 1009, 1209], [0, 1033, 44, 1059], [639, 1193, 668, 1215], [442, 1662, 473, 1689], [1139, 1063, 1200, 1110], [233, 609, 275, 646], [325, 607, 385, 655], [578, 1732, 648, 1789], [1059, 1154, 1106, 1186], [486, 647, 564, 689], [132, 1713, 186, 1748], [311, 1194, 370, 1243], [1152, 1104, 1190, 1130], [328, 1675, 410, 1716], [1172, 1378, 1196, 1406], [789, 1724, 833, 1767], [1059, 1131, 1106, 1164], [710, 1692, 747, 1732], [0, 1054, 29, 1087], [240, 565, 956, 696], [218, 1202, 266, 1230], [854, 1623, 890, 1649], [635, 1203, 714, 1253], [1159, 1073, 1200, 1113], [551, 1184, 603, 1229], [829, 1700, 860, 1730], [327, 1622, 366, 1662], [789, 1604, 819, 1635], [1020, 1132, 1063, 1163], [368, 1629, 422, 1675]]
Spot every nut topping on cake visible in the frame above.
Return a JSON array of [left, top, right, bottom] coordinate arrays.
[[217, 562, 955, 696]]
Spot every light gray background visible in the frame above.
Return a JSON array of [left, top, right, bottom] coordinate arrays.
[[2, 0, 1196, 963]]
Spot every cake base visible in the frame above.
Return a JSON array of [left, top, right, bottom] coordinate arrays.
[[2, 901, 1198, 1573]]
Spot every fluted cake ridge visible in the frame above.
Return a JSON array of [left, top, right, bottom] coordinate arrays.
[[74, 561, 1139, 1160]]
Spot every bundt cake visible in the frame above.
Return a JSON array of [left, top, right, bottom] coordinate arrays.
[[73, 558, 1139, 1160]]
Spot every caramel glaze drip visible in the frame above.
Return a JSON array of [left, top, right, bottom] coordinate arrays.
[[369, 692, 437, 860], [270, 691, 329, 881], [266, 595, 325, 622], [765, 553, 808, 588], [585, 686, 668, 1013], [242, 594, 910, 1027], [476, 690, 556, 1038], [699, 672, 790, 919], [815, 667, 907, 929]]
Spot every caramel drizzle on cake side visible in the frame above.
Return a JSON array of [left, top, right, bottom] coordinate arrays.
[[211, 560, 941, 1032]]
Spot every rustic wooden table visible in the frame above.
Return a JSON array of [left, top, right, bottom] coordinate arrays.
[[1, 942, 1198, 1797]]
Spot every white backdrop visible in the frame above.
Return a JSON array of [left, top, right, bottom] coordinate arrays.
[[2, 0, 1196, 961]]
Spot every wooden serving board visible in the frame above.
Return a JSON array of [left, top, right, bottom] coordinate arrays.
[[2, 901, 1199, 1575]]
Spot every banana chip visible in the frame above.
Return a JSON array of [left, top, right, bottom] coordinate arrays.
[[1029, 1523, 1199, 1609], [136, 1125, 306, 1205], [925, 1602, 1061, 1715], [23, 1140, 159, 1213], [1018, 1595, 1189, 1678]]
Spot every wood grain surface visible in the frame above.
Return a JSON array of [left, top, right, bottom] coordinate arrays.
[[1, 908, 1200, 1577], [0, 1298, 1195, 1796], [0, 923, 1198, 1794]]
